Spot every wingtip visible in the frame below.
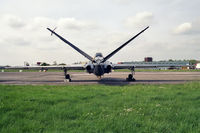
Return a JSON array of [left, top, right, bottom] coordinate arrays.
[[47, 27, 51, 31]]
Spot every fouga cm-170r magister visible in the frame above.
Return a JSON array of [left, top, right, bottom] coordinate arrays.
[[5, 26, 150, 82], [46, 26, 149, 82]]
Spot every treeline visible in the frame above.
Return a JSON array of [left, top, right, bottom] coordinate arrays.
[[166, 59, 199, 65], [40, 62, 66, 66], [38, 59, 200, 66]]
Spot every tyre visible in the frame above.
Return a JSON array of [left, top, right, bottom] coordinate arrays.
[[128, 74, 133, 79], [65, 74, 70, 79]]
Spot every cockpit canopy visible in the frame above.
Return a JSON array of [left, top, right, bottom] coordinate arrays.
[[95, 53, 103, 57]]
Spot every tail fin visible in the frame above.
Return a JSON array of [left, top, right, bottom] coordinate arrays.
[[47, 28, 93, 61], [102, 26, 149, 62]]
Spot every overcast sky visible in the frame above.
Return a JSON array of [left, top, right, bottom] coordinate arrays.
[[0, 0, 200, 65]]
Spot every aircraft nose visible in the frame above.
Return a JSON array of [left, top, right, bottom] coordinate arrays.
[[96, 60, 101, 64]]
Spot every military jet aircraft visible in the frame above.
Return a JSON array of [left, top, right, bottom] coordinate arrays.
[[4, 26, 154, 82], [46, 26, 149, 81]]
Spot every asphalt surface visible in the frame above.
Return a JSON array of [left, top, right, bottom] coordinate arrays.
[[0, 72, 200, 85]]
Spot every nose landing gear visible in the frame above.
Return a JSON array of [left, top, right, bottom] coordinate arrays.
[[97, 76, 102, 80]]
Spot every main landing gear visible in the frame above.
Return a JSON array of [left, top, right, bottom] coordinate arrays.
[[64, 68, 71, 82], [126, 67, 136, 81]]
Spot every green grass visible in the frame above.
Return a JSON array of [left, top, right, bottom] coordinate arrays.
[[0, 83, 200, 133]]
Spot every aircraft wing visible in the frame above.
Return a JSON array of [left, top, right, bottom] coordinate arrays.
[[112, 64, 190, 69], [0, 66, 5, 69], [4, 65, 85, 70]]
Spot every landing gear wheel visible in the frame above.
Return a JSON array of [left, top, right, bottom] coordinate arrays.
[[65, 74, 70, 79], [128, 74, 133, 79], [126, 74, 136, 81], [65, 74, 71, 82], [64, 68, 71, 82], [126, 66, 136, 81]]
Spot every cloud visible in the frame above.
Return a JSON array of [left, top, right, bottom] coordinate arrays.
[[0, 14, 104, 65], [174, 22, 192, 34], [0, 9, 199, 65], [174, 19, 200, 35], [57, 18, 98, 31], [112, 0, 132, 4], [3, 36, 30, 46], [27, 17, 56, 30], [2, 14, 26, 28], [124, 12, 153, 28]]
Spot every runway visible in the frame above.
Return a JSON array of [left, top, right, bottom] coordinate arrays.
[[0, 71, 200, 85]]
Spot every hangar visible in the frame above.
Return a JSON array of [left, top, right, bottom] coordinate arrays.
[[119, 61, 190, 70]]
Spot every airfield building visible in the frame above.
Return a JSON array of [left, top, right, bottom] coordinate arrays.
[[119, 61, 190, 70], [144, 57, 153, 62], [196, 63, 200, 69]]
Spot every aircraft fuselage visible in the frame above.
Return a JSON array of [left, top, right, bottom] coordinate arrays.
[[85, 53, 112, 76], [94, 64, 104, 76]]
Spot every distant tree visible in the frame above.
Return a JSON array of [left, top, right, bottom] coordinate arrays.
[[25, 63, 30, 66], [41, 62, 50, 66], [73, 62, 78, 64], [53, 61, 57, 65], [189, 60, 198, 65], [24, 62, 30, 66], [59, 63, 66, 65], [168, 59, 173, 62]]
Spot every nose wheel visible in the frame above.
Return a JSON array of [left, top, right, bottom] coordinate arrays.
[[64, 68, 71, 82], [126, 67, 135, 81], [97, 76, 102, 80]]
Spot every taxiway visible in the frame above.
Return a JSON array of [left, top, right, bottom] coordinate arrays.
[[0, 72, 200, 85]]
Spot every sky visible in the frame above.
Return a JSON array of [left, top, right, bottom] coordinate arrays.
[[0, 0, 200, 65]]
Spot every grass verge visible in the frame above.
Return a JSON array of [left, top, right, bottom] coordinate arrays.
[[0, 82, 200, 133]]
